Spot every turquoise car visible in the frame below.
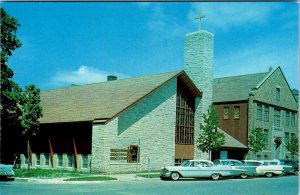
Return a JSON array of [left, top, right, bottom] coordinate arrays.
[[213, 159, 257, 179], [0, 164, 15, 181]]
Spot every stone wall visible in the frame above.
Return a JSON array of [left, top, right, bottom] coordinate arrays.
[[184, 30, 214, 160], [91, 78, 177, 173], [247, 68, 298, 160]]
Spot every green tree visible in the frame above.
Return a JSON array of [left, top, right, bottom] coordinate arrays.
[[1, 7, 22, 163], [1, 8, 43, 166], [19, 85, 43, 169], [19, 85, 43, 140], [197, 105, 225, 160], [248, 127, 266, 158], [286, 136, 299, 158]]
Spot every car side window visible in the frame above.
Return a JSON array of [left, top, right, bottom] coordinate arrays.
[[200, 162, 209, 167]]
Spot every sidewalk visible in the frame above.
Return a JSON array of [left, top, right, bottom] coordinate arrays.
[[14, 173, 158, 184]]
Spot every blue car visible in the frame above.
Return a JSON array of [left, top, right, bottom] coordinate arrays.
[[213, 159, 257, 179], [0, 164, 15, 181]]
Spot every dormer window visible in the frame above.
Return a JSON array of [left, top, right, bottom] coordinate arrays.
[[276, 87, 281, 101]]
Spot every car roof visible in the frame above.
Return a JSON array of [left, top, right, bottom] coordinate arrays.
[[214, 159, 241, 161], [188, 160, 213, 163]]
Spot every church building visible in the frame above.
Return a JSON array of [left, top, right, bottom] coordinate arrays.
[[18, 24, 244, 173], [17, 19, 296, 173]]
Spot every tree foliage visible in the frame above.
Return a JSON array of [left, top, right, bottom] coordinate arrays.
[[248, 127, 266, 154], [286, 136, 299, 157], [197, 105, 225, 156], [1, 8, 22, 124], [1, 8, 42, 164], [19, 85, 43, 139]]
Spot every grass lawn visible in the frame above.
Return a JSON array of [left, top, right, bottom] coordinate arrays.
[[64, 176, 117, 181], [137, 173, 160, 178], [14, 168, 90, 178]]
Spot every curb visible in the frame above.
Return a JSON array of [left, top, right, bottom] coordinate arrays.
[[13, 175, 158, 184]]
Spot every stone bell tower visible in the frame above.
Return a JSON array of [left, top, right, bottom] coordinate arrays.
[[184, 14, 214, 159]]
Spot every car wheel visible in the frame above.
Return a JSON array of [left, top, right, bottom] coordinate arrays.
[[265, 172, 273, 178], [170, 172, 180, 181], [240, 173, 248, 179], [211, 173, 220, 180], [294, 171, 299, 176]]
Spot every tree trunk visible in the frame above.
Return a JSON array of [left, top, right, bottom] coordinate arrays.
[[27, 139, 30, 170]]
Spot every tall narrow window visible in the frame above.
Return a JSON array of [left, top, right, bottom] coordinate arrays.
[[82, 155, 89, 168], [44, 153, 49, 166], [285, 132, 289, 144], [175, 81, 195, 144], [224, 107, 229, 120], [234, 106, 240, 119], [257, 104, 262, 120], [263, 129, 269, 147], [36, 153, 40, 166], [276, 87, 281, 101], [274, 109, 281, 127], [67, 154, 73, 167], [285, 111, 290, 126], [264, 106, 269, 122], [291, 112, 295, 127], [57, 154, 63, 167]]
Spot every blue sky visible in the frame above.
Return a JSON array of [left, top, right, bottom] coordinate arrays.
[[2, 2, 299, 90]]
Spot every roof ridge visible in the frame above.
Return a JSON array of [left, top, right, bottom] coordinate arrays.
[[214, 71, 269, 80], [42, 70, 182, 92]]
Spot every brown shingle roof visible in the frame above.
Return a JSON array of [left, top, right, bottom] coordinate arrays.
[[40, 71, 200, 124], [213, 72, 269, 103]]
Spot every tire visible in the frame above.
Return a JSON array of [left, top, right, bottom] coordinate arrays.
[[211, 173, 220, 180], [294, 171, 299, 176], [265, 172, 273, 178], [170, 172, 180, 181], [240, 173, 248, 179]]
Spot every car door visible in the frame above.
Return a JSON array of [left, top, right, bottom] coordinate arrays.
[[179, 161, 199, 177]]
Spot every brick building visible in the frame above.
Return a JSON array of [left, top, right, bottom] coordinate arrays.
[[213, 67, 298, 160]]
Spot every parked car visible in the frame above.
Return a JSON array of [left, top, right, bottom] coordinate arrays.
[[278, 159, 299, 175], [213, 159, 257, 179], [0, 164, 15, 181], [257, 160, 284, 177], [242, 160, 262, 166], [160, 160, 234, 181]]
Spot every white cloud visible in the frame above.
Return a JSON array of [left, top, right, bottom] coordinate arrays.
[[189, 3, 283, 31], [51, 65, 129, 87]]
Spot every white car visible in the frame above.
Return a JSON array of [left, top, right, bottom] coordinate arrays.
[[160, 160, 234, 181], [243, 160, 284, 177]]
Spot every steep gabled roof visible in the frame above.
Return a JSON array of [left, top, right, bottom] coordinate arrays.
[[213, 72, 269, 103], [40, 70, 201, 124]]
